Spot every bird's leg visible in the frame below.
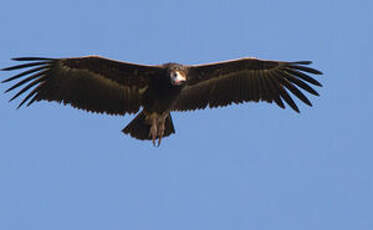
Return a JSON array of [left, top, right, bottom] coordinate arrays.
[[146, 113, 168, 146], [157, 120, 165, 147], [148, 116, 158, 146], [156, 113, 168, 146]]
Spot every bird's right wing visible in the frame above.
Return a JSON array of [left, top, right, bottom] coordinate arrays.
[[2, 56, 163, 115]]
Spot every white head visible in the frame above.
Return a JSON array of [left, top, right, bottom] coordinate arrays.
[[170, 70, 186, 86]]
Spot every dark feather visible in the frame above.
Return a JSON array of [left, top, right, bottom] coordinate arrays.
[[290, 61, 312, 65], [277, 76, 312, 106], [285, 68, 322, 87], [12, 57, 56, 61], [173, 57, 322, 112], [2, 55, 324, 145], [2, 62, 50, 71], [5, 70, 47, 93], [18, 86, 40, 108], [276, 82, 300, 113], [291, 65, 323, 75], [267, 72, 287, 109], [281, 71, 319, 96], [2, 66, 46, 83], [1, 56, 164, 115], [11, 77, 46, 105]]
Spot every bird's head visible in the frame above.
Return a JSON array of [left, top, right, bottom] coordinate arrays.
[[166, 64, 187, 86], [170, 70, 186, 86]]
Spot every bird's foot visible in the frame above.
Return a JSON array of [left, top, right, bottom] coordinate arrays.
[[157, 123, 165, 147], [147, 113, 167, 147], [149, 123, 158, 146]]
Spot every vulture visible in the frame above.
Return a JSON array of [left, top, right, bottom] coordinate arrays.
[[1, 56, 322, 146]]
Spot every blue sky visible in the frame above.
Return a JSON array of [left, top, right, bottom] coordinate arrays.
[[0, 0, 372, 229]]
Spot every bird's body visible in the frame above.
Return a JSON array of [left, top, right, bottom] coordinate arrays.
[[142, 63, 185, 113], [1, 56, 323, 146], [124, 63, 187, 145]]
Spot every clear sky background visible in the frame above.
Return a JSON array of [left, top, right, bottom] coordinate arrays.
[[0, 0, 372, 229]]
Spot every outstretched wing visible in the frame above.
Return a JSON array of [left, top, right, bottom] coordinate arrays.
[[2, 56, 163, 115], [172, 57, 322, 112]]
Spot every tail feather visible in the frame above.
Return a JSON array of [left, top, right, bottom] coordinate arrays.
[[164, 114, 176, 137], [122, 111, 175, 140]]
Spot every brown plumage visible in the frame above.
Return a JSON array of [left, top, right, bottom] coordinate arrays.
[[1, 56, 323, 146]]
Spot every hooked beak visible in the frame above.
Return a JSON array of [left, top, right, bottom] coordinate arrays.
[[171, 71, 186, 86]]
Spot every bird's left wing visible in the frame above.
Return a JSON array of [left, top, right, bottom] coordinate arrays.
[[2, 56, 163, 115], [172, 57, 323, 112]]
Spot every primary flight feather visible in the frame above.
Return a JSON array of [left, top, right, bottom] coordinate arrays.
[[1, 56, 322, 146]]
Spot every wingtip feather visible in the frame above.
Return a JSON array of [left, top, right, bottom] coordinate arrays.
[[12, 57, 55, 61], [291, 61, 312, 65]]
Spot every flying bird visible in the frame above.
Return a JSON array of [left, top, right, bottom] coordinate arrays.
[[1, 56, 322, 146]]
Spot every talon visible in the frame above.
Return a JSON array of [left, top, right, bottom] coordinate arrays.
[[157, 120, 165, 147], [147, 113, 167, 147], [149, 121, 158, 147]]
